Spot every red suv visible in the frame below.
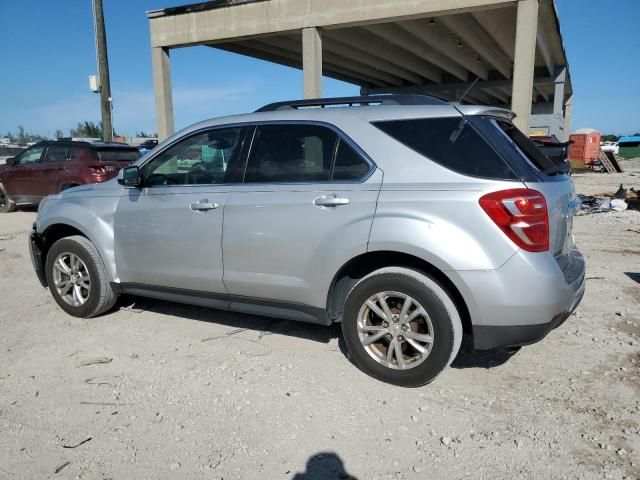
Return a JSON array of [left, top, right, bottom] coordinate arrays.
[[0, 141, 139, 213]]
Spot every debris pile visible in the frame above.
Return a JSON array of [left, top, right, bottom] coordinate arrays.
[[577, 184, 639, 215]]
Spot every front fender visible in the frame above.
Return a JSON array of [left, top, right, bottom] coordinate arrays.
[[38, 195, 120, 282]]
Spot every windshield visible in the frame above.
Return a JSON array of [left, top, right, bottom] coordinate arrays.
[[96, 148, 140, 163]]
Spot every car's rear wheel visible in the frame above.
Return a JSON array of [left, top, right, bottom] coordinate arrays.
[[0, 185, 16, 213], [341, 267, 462, 387], [45, 235, 118, 318]]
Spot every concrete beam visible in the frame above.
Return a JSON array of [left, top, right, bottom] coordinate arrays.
[[471, 7, 516, 59], [367, 76, 554, 95], [260, 35, 405, 86], [213, 43, 372, 86], [536, 24, 554, 75], [438, 13, 513, 78], [553, 66, 566, 114], [563, 95, 573, 141], [511, 0, 538, 132], [363, 23, 464, 82], [400, 19, 488, 80], [535, 85, 550, 102], [321, 36, 423, 84], [302, 28, 322, 98], [149, 0, 517, 48], [151, 47, 174, 140]]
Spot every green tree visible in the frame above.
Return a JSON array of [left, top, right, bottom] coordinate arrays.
[[70, 121, 103, 138], [54, 129, 65, 139]]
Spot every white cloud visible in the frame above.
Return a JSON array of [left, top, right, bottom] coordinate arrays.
[[24, 83, 255, 136]]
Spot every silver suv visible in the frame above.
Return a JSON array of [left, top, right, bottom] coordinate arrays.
[[30, 95, 585, 386]]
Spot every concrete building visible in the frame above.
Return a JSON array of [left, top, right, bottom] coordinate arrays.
[[146, 0, 573, 140]]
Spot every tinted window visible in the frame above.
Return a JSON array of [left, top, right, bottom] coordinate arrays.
[[70, 147, 94, 163], [15, 146, 45, 165], [144, 127, 244, 186], [43, 145, 69, 163], [96, 148, 140, 163], [245, 124, 337, 183], [332, 140, 369, 180], [373, 117, 517, 180], [493, 119, 555, 171]]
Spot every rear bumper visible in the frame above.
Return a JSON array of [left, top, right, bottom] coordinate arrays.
[[29, 223, 47, 287], [453, 247, 586, 350]]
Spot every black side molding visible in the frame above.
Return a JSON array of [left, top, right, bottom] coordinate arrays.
[[117, 283, 331, 326]]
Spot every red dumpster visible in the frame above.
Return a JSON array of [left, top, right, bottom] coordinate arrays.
[[568, 129, 601, 166]]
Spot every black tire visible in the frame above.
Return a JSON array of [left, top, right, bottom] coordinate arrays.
[[45, 235, 118, 318], [341, 267, 462, 387], [0, 184, 16, 213]]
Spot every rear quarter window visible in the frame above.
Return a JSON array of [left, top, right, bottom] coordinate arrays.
[[373, 117, 517, 180], [95, 149, 140, 163]]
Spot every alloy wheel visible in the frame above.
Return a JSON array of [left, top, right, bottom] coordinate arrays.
[[356, 291, 434, 370], [52, 253, 91, 307]]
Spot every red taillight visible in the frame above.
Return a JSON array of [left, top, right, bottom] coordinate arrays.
[[479, 188, 549, 252], [89, 166, 107, 176]]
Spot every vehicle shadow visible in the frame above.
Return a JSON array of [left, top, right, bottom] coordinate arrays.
[[624, 272, 640, 284], [450, 334, 518, 369], [291, 452, 357, 480], [117, 295, 341, 345]]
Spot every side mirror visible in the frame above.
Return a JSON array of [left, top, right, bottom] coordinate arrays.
[[5, 157, 15, 166], [118, 166, 141, 187]]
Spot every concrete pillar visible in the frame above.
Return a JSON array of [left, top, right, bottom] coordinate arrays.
[[302, 27, 322, 98], [152, 47, 174, 140], [553, 66, 566, 115], [511, 0, 539, 133], [563, 95, 573, 141]]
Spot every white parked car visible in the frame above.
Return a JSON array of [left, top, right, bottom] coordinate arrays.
[[600, 141, 619, 154]]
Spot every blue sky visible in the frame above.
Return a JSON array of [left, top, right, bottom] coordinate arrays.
[[0, 0, 638, 137]]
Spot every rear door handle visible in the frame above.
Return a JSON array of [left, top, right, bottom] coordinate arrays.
[[313, 194, 350, 208], [190, 199, 218, 212]]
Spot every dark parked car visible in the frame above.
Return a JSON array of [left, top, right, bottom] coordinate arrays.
[[0, 140, 139, 213], [138, 139, 159, 151]]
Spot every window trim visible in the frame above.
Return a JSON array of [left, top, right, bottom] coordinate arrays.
[[241, 120, 375, 185], [137, 120, 376, 188], [139, 125, 251, 188], [42, 145, 71, 164], [372, 116, 520, 182]]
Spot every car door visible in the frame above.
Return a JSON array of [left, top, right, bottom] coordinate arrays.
[[114, 126, 249, 293], [36, 144, 70, 195], [5, 145, 46, 197], [222, 122, 382, 310]]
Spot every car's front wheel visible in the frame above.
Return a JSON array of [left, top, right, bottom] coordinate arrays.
[[341, 267, 462, 387], [45, 235, 118, 318], [0, 185, 16, 213]]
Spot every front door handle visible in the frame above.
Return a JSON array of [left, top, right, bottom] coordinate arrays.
[[313, 194, 350, 208], [189, 199, 218, 212]]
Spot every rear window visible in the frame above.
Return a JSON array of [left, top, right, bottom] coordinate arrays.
[[95, 148, 140, 163], [373, 117, 517, 180], [492, 119, 555, 171]]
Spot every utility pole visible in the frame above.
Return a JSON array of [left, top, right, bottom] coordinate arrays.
[[92, 0, 113, 142]]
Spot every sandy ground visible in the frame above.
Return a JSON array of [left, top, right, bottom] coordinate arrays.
[[1, 163, 639, 480]]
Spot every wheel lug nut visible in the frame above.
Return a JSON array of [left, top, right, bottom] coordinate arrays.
[[382, 322, 389, 328], [402, 325, 408, 331], [398, 336, 404, 342], [385, 334, 392, 340]]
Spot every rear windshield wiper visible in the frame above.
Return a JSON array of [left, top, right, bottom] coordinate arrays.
[[542, 160, 570, 175]]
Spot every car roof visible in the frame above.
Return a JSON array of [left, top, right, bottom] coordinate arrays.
[[33, 140, 137, 150]]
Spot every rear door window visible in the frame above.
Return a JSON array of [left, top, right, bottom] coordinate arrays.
[[70, 147, 94, 163], [332, 139, 370, 181], [245, 124, 337, 183], [373, 117, 517, 180], [43, 145, 69, 163]]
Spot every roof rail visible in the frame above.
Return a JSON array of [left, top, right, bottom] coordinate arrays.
[[255, 94, 447, 112]]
